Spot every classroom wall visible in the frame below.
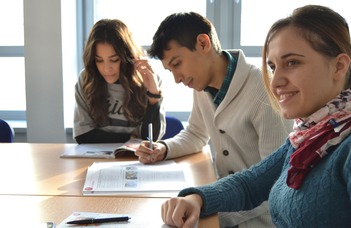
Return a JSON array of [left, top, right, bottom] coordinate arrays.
[[22, 0, 78, 143]]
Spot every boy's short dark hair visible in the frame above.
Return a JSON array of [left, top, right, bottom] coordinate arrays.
[[148, 12, 221, 60]]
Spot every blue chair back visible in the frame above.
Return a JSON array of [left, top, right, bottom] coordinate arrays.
[[162, 116, 184, 140], [0, 119, 14, 142]]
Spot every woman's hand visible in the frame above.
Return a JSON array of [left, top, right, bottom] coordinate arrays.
[[161, 194, 203, 228], [135, 141, 167, 164], [134, 58, 161, 104]]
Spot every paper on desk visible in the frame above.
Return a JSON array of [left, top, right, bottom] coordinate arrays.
[[56, 211, 187, 228], [82, 161, 189, 195], [60, 139, 142, 159], [60, 144, 121, 159]]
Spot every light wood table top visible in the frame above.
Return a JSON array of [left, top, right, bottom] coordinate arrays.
[[0, 143, 219, 227], [0, 195, 219, 227], [0, 143, 216, 197]]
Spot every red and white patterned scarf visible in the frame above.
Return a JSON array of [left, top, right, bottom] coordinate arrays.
[[287, 89, 351, 189]]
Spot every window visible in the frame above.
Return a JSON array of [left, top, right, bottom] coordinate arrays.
[[240, 0, 351, 46], [238, 0, 351, 66], [0, 0, 26, 121]]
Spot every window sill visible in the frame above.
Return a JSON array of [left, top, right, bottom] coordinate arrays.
[[6, 120, 27, 133], [6, 120, 73, 134]]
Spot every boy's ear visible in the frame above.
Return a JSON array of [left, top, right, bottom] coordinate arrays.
[[196, 34, 211, 51]]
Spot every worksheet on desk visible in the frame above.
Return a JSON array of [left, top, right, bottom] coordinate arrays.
[[82, 161, 190, 195]]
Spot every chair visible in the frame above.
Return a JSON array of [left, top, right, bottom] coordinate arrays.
[[0, 119, 14, 142], [162, 116, 184, 140]]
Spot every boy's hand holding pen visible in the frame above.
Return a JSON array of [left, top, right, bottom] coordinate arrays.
[[134, 123, 167, 164]]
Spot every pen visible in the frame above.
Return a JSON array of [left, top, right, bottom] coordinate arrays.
[[148, 123, 153, 150], [86, 151, 112, 154], [66, 216, 130, 225]]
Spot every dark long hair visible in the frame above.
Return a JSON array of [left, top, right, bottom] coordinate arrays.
[[82, 19, 147, 127]]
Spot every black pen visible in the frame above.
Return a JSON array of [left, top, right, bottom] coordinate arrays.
[[66, 216, 130, 225]]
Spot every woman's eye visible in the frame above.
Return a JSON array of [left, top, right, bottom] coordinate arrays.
[[95, 59, 103, 63], [111, 58, 119, 63], [268, 64, 275, 73], [287, 60, 298, 67]]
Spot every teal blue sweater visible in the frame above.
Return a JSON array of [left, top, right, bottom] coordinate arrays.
[[179, 135, 351, 227]]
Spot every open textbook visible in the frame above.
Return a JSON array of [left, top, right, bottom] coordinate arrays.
[[60, 138, 142, 159], [82, 161, 189, 195]]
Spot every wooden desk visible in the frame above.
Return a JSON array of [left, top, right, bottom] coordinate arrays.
[[0, 143, 218, 227], [0, 143, 216, 197], [0, 195, 219, 227]]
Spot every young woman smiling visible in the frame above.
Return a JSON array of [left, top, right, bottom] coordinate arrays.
[[160, 5, 351, 228]]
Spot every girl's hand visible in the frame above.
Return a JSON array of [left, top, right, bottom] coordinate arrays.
[[161, 194, 203, 228], [134, 58, 160, 94]]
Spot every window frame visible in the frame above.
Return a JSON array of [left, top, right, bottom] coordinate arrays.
[[0, 47, 26, 121]]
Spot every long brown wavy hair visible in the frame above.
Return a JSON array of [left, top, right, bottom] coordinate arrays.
[[82, 19, 147, 127]]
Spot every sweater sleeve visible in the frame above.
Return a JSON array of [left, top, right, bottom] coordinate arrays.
[[140, 101, 164, 140], [343, 139, 351, 202], [178, 141, 289, 217], [163, 90, 211, 159], [140, 73, 166, 141]]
